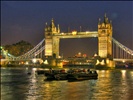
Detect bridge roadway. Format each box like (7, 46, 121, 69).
(2, 58, 133, 62)
(114, 58, 133, 62)
(53, 31, 98, 38)
(1, 58, 43, 61)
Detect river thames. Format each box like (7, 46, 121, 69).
(1, 67, 133, 100)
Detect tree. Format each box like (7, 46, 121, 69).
(4, 40, 34, 56)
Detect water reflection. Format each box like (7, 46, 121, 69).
(121, 70, 126, 78)
(1, 67, 133, 100)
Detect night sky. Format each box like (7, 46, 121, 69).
(1, 1, 133, 58)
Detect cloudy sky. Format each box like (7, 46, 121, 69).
(1, 1, 133, 57)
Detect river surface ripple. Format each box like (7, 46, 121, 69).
(1, 67, 133, 100)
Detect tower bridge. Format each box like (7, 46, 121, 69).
(44, 14, 115, 67)
(1, 14, 133, 67)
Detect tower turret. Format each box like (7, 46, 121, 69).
(57, 24, 60, 33)
(44, 19, 60, 57)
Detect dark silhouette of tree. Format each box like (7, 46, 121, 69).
(4, 40, 33, 56)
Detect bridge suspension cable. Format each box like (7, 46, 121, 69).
(8, 39, 45, 60)
(112, 37, 133, 59)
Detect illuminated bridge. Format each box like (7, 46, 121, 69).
(1, 14, 133, 67)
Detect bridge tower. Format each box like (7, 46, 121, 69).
(98, 14, 112, 58)
(44, 19, 60, 58)
(98, 14, 115, 67)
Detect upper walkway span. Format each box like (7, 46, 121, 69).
(53, 31, 98, 38)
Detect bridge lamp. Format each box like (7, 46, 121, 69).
(122, 60, 125, 63)
(32, 58, 37, 64)
(25, 61, 29, 65)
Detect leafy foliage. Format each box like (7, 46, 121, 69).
(4, 40, 34, 56)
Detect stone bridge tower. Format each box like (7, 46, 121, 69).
(98, 14, 112, 59)
(98, 14, 115, 67)
(44, 19, 60, 58)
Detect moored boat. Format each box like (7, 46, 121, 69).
(67, 70, 98, 81)
(36, 69, 50, 75)
(44, 68, 98, 81)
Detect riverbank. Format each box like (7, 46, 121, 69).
(1, 64, 133, 70)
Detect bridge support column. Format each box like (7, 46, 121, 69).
(97, 14, 114, 67)
(98, 14, 112, 58)
(0, 59, 9, 67)
(106, 58, 115, 67)
(53, 37, 60, 58)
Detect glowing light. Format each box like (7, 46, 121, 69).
(39, 59, 43, 64)
(58, 56, 61, 58)
(96, 60, 100, 65)
(121, 70, 126, 78)
(25, 61, 29, 65)
(0, 46, 3, 49)
(106, 59, 109, 64)
(101, 70, 105, 73)
(72, 31, 77, 35)
(86, 31, 89, 33)
(32, 58, 37, 63)
(94, 53, 98, 57)
(44, 60, 48, 64)
(101, 60, 105, 65)
(130, 71, 133, 79)
(122, 60, 125, 63)
(32, 68, 37, 71)
(8, 53, 11, 56)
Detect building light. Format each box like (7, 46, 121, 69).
(72, 31, 77, 35)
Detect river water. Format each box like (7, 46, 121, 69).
(1, 67, 133, 100)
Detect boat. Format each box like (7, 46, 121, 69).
(44, 69, 68, 80)
(44, 69, 98, 81)
(67, 70, 98, 81)
(35, 69, 50, 75)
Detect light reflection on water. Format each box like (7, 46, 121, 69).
(1, 67, 133, 100)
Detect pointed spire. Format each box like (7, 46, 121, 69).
(104, 13, 106, 18)
(110, 20, 112, 27)
(51, 18, 55, 27)
(98, 18, 101, 24)
(51, 18, 54, 22)
(110, 20, 112, 24)
(45, 22, 47, 27)
(57, 24, 60, 33)
(80, 26, 82, 32)
(45, 22, 48, 31)
(104, 13, 108, 24)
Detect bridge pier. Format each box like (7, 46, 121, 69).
(45, 57, 63, 67)
(0, 59, 9, 67)
(106, 58, 115, 67)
